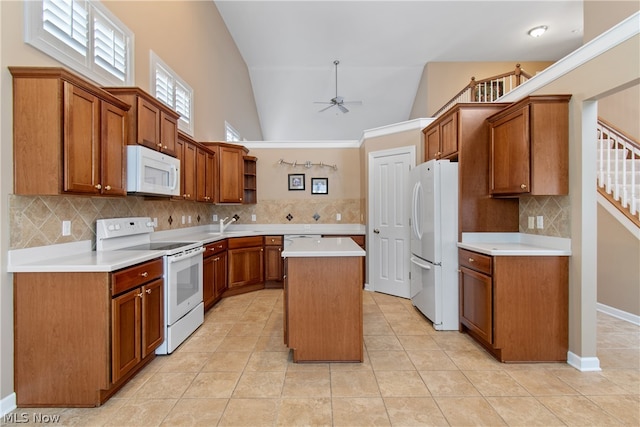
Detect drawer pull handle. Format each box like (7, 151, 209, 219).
(520, 184, 527, 189)
(468, 258, 475, 263)
(140, 271, 149, 278)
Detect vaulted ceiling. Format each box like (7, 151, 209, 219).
(214, 1, 584, 141)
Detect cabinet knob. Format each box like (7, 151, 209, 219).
(140, 271, 148, 277)
(278, 248, 281, 252)
(213, 257, 220, 262)
(137, 292, 144, 298)
(520, 184, 527, 189)
(468, 258, 475, 263)
(157, 143, 163, 147)
(95, 184, 102, 190)
(104, 185, 111, 191)
(146, 289, 152, 294)
(164, 145, 168, 149)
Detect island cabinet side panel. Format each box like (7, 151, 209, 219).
(286, 256, 363, 362)
(492, 256, 569, 362)
(14, 272, 111, 407)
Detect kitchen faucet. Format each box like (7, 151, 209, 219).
(220, 214, 239, 233)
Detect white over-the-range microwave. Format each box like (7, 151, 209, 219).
(127, 145, 181, 197)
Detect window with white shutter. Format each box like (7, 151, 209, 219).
(150, 51, 194, 136)
(225, 122, 242, 142)
(25, 0, 133, 86)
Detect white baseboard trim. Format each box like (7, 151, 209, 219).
(567, 352, 602, 372)
(597, 303, 640, 326)
(1, 393, 16, 417)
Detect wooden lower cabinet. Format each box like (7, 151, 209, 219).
(203, 240, 228, 310)
(459, 249, 568, 362)
(13, 258, 164, 407)
(226, 236, 264, 296)
(264, 235, 284, 286)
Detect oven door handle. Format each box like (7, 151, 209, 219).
(168, 246, 204, 263)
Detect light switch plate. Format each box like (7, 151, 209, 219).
(528, 216, 535, 229)
(62, 220, 71, 236)
(536, 216, 544, 229)
(251, 214, 257, 222)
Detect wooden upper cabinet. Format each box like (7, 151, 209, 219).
(423, 109, 458, 161)
(10, 67, 130, 196)
(103, 87, 179, 158)
(202, 142, 250, 204)
(182, 138, 197, 201)
(488, 95, 571, 197)
(196, 146, 216, 203)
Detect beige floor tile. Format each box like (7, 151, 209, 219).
(365, 334, 404, 351)
(390, 319, 433, 336)
(431, 332, 482, 352)
(599, 368, 640, 394)
(485, 396, 565, 426)
(383, 396, 448, 426)
(331, 397, 391, 426)
(419, 370, 480, 397)
(182, 371, 241, 398)
(200, 351, 251, 372)
(282, 370, 331, 397)
(549, 368, 629, 395)
(538, 395, 625, 426)
(435, 396, 507, 426)
(58, 398, 127, 426)
(158, 352, 211, 373)
(507, 369, 580, 396)
(254, 334, 288, 352)
(218, 398, 279, 427)
(160, 398, 228, 426)
(406, 349, 458, 371)
(215, 334, 260, 352)
(193, 320, 234, 337)
(244, 350, 289, 371)
(598, 348, 640, 369)
(177, 335, 224, 353)
(276, 398, 332, 426)
(368, 350, 416, 371)
(587, 394, 640, 425)
(226, 321, 265, 336)
(104, 398, 177, 426)
(134, 372, 196, 399)
(397, 334, 441, 351)
(364, 319, 396, 336)
(331, 370, 381, 397)
(232, 371, 285, 398)
(375, 370, 431, 397)
(463, 370, 530, 396)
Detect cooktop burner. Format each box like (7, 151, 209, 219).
(121, 242, 199, 251)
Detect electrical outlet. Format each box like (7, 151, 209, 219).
(181, 215, 186, 224)
(153, 217, 158, 227)
(536, 216, 544, 229)
(528, 216, 535, 229)
(213, 214, 218, 222)
(336, 213, 342, 221)
(188, 215, 192, 224)
(62, 220, 71, 236)
(251, 214, 257, 222)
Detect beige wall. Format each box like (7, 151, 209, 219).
(584, 0, 640, 43)
(410, 61, 554, 118)
(597, 205, 640, 315)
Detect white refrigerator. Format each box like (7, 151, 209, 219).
(409, 159, 459, 330)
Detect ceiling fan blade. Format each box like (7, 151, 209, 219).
(337, 104, 349, 113)
(342, 100, 362, 105)
(313, 101, 333, 104)
(319, 104, 336, 112)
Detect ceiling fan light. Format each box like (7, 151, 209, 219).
(528, 25, 548, 38)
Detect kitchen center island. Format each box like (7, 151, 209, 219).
(282, 237, 366, 362)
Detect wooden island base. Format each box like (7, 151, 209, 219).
(284, 256, 363, 363)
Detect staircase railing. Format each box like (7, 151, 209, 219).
(433, 64, 532, 118)
(597, 118, 640, 227)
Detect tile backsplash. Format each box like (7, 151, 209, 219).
(9, 195, 364, 249)
(519, 195, 570, 238)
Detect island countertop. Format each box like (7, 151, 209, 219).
(281, 236, 366, 258)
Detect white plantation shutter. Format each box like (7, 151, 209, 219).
(225, 122, 241, 142)
(150, 52, 194, 135)
(25, 0, 133, 86)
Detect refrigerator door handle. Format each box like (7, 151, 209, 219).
(410, 256, 432, 270)
(411, 182, 423, 239)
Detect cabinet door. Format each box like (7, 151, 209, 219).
(228, 246, 264, 288)
(264, 245, 283, 281)
(218, 146, 244, 203)
(160, 111, 177, 156)
(439, 112, 458, 158)
(63, 82, 101, 194)
(424, 126, 440, 161)
(459, 266, 493, 345)
(101, 102, 127, 196)
(136, 97, 160, 150)
(196, 148, 215, 202)
(111, 288, 141, 383)
(141, 279, 164, 357)
(182, 141, 197, 200)
(206, 150, 217, 203)
(213, 251, 228, 299)
(203, 255, 215, 309)
(490, 106, 530, 195)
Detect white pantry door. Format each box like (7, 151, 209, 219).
(368, 147, 414, 298)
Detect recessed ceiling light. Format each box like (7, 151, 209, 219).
(528, 25, 548, 38)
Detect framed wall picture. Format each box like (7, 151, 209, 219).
(288, 174, 305, 190)
(311, 178, 328, 194)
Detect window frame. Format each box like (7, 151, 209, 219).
(150, 51, 194, 137)
(225, 121, 242, 142)
(24, 0, 134, 86)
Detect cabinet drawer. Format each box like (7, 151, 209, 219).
(264, 235, 283, 246)
(228, 236, 263, 249)
(204, 239, 228, 257)
(112, 258, 163, 296)
(459, 249, 492, 275)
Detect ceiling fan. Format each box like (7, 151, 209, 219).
(314, 60, 362, 113)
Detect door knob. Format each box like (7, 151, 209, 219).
(373, 229, 380, 234)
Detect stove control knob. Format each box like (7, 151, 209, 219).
(115, 224, 121, 230)
(107, 225, 115, 231)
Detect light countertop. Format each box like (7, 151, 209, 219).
(281, 236, 366, 258)
(457, 233, 571, 256)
